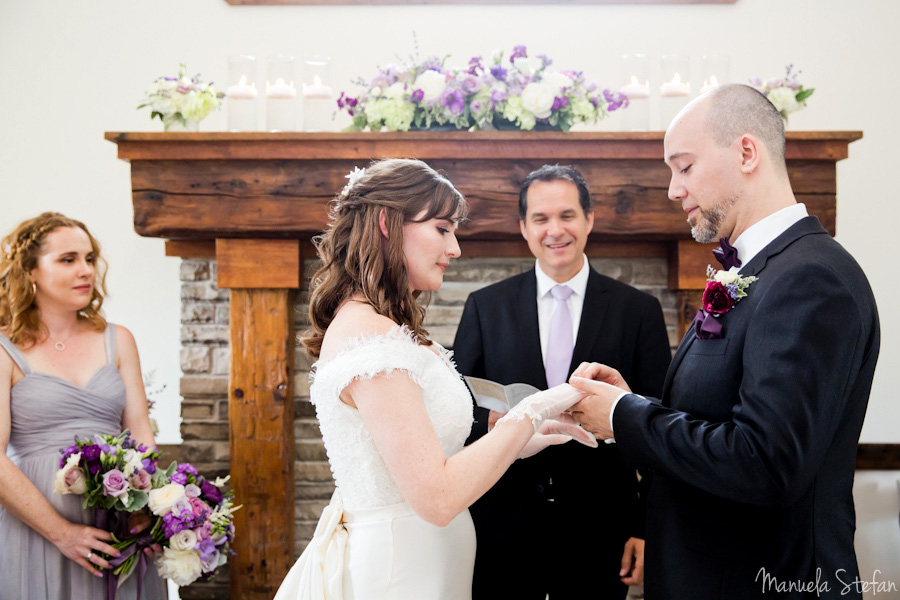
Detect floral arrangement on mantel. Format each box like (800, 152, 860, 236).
(750, 65, 814, 121)
(337, 45, 628, 132)
(138, 64, 224, 132)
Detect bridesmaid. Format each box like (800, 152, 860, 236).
(0, 212, 166, 599)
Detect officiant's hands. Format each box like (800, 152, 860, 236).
(567, 363, 633, 440)
(517, 415, 599, 459)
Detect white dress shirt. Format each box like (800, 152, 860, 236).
(535, 255, 590, 369)
(607, 203, 810, 437)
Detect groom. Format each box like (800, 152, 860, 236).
(569, 84, 880, 600)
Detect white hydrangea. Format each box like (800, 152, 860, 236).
(767, 87, 800, 116)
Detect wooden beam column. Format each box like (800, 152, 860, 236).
(668, 240, 718, 339)
(217, 239, 301, 600)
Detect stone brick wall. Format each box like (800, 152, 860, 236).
(174, 256, 677, 598)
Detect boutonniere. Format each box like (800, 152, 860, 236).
(693, 266, 758, 340)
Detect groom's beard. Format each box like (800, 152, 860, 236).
(690, 194, 737, 243)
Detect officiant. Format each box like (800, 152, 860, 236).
(453, 165, 672, 599)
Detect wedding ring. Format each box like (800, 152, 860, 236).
(86, 551, 93, 561)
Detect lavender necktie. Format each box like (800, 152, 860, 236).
(545, 285, 575, 387)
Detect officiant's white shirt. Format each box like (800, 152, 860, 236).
(535, 254, 590, 369)
(608, 203, 810, 436)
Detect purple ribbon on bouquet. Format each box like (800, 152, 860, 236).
(95, 508, 153, 600)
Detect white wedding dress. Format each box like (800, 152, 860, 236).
(275, 326, 477, 600)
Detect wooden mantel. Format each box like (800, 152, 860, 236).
(106, 130, 860, 599)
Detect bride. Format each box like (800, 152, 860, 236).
(275, 159, 596, 600)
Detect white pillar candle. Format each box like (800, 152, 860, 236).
(701, 75, 721, 94)
(302, 74, 333, 99)
(267, 78, 297, 99)
(660, 73, 691, 97)
(620, 76, 650, 99)
(226, 75, 258, 100)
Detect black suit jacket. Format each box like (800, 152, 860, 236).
(453, 265, 671, 597)
(614, 217, 880, 600)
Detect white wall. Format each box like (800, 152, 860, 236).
(1, 0, 897, 592)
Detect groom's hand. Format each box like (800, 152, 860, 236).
(571, 362, 632, 393)
(566, 376, 625, 440)
(619, 537, 645, 585)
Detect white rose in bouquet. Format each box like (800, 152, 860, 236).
(714, 271, 740, 285)
(156, 547, 203, 587)
(53, 453, 87, 495)
(412, 70, 447, 103)
(148, 483, 187, 516)
(514, 56, 543, 76)
(170, 529, 199, 552)
(521, 82, 555, 119)
(541, 71, 573, 93)
(767, 87, 800, 116)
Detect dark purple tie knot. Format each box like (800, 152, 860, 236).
(712, 238, 742, 270)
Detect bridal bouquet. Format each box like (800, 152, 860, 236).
(138, 63, 224, 131)
(56, 431, 239, 588)
(749, 65, 814, 120)
(338, 45, 628, 132)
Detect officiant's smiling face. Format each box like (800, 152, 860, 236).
(402, 215, 461, 292)
(519, 179, 594, 283)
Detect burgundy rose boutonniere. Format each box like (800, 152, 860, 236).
(693, 266, 758, 340)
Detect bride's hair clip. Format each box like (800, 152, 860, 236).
(340, 166, 366, 198)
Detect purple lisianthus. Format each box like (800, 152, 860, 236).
(185, 483, 202, 498)
(141, 457, 157, 475)
(103, 469, 129, 498)
(467, 56, 483, 75)
(490, 87, 507, 104)
(440, 87, 465, 115)
(194, 522, 213, 541)
(510, 45, 527, 63)
(489, 65, 508, 81)
(171, 472, 187, 485)
(200, 480, 223, 504)
(470, 100, 484, 113)
(410, 88, 425, 103)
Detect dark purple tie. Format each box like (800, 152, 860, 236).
(712, 238, 742, 270)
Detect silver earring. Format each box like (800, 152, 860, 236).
(32, 282, 36, 295)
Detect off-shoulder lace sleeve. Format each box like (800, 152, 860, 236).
(310, 326, 430, 405)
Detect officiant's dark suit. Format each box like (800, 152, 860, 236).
(453, 166, 671, 599)
(570, 85, 880, 600)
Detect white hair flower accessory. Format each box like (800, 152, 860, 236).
(341, 167, 366, 197)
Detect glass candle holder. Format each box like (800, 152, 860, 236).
(619, 54, 650, 131)
(266, 54, 297, 132)
(660, 54, 691, 128)
(226, 55, 257, 131)
(701, 54, 730, 94)
(302, 56, 334, 132)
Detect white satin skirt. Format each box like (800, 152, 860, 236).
(275, 493, 476, 600)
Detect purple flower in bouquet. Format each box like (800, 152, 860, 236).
(171, 472, 188, 485)
(467, 56, 483, 75)
(603, 89, 629, 112)
(189, 496, 211, 521)
(177, 463, 199, 476)
(551, 96, 569, 111)
(440, 87, 465, 115)
(82, 444, 101, 462)
(510, 45, 528, 63)
(585, 80, 599, 93)
(194, 522, 213, 541)
(410, 88, 425, 103)
(489, 65, 508, 81)
(185, 483, 202, 498)
(490, 87, 507, 104)
(141, 457, 157, 475)
(103, 469, 129, 498)
(59, 444, 79, 468)
(129, 469, 152, 492)
(537, 53, 553, 69)
(460, 74, 482, 94)
(419, 55, 444, 73)
(200, 480, 223, 503)
(470, 100, 484, 113)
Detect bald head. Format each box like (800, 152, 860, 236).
(697, 83, 787, 173)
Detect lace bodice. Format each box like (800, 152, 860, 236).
(310, 326, 474, 510)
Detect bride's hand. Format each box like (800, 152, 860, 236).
(51, 521, 119, 577)
(498, 383, 589, 432)
(517, 417, 599, 459)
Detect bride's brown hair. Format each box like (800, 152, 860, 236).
(0, 212, 108, 348)
(301, 159, 467, 359)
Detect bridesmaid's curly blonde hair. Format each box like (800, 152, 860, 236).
(0, 212, 108, 347)
(301, 159, 466, 360)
